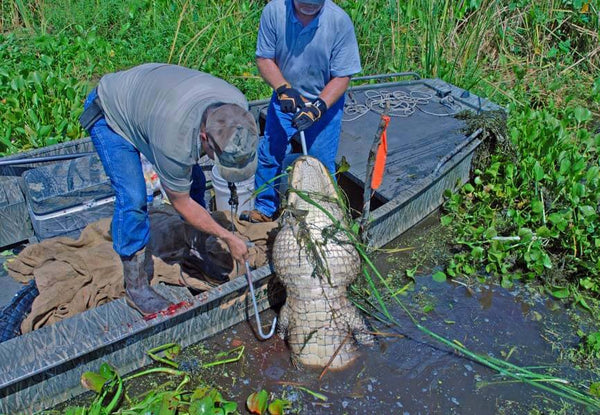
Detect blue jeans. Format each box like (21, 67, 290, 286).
(254, 93, 344, 217)
(84, 89, 206, 257)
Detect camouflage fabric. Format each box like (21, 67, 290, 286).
(0, 176, 32, 248)
(22, 155, 113, 215)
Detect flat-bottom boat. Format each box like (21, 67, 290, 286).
(0, 74, 501, 413)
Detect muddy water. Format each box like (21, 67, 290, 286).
(193, 282, 592, 414)
(183, 214, 598, 414)
(54, 213, 598, 414)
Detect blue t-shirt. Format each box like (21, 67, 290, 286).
(256, 0, 361, 100)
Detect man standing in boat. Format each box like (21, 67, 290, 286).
(241, 0, 361, 223)
(80, 63, 258, 316)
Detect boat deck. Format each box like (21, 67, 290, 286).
(0, 75, 501, 413)
(338, 77, 499, 247)
(341, 79, 486, 201)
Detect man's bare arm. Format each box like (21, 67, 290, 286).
(256, 57, 287, 91)
(319, 76, 351, 108)
(163, 186, 248, 263)
(257, 57, 350, 108)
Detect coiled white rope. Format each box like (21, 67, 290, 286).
(343, 89, 462, 122)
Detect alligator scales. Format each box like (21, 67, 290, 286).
(272, 156, 374, 369)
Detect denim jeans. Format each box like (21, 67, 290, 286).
(83, 89, 206, 257)
(253, 93, 344, 217)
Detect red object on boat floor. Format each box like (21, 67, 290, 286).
(143, 301, 192, 321)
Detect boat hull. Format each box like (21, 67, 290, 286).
(0, 264, 280, 414)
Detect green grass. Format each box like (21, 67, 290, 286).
(1, 0, 598, 153)
(2, 0, 598, 153)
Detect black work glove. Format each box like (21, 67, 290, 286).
(292, 98, 328, 131)
(276, 83, 305, 113)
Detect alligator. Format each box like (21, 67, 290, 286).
(272, 156, 374, 369)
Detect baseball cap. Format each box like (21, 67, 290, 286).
(206, 104, 258, 183)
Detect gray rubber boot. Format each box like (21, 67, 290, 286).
(122, 248, 172, 316)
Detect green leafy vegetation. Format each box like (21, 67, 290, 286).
(41, 343, 295, 414)
(285, 181, 600, 411)
(442, 102, 600, 299)
(246, 390, 291, 415)
(578, 330, 600, 359)
(3, 0, 600, 411)
(0, 0, 267, 155)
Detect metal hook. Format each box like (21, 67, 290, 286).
(244, 260, 277, 339)
(228, 181, 239, 232)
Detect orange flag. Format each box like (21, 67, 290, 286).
(371, 115, 390, 190)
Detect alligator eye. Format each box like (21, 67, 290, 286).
(288, 208, 309, 219)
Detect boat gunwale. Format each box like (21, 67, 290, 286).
(0, 262, 276, 391)
(369, 131, 483, 222)
(365, 135, 483, 247)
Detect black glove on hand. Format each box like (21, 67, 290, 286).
(276, 83, 304, 113)
(292, 98, 328, 131)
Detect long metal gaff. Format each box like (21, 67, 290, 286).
(244, 260, 277, 339)
(241, 110, 305, 340)
(229, 209, 275, 339)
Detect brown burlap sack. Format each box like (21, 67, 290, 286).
(7, 207, 279, 333)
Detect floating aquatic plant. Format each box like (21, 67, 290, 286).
(46, 343, 248, 414)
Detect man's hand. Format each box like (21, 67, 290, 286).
(276, 83, 305, 113)
(221, 233, 249, 264)
(292, 98, 328, 131)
